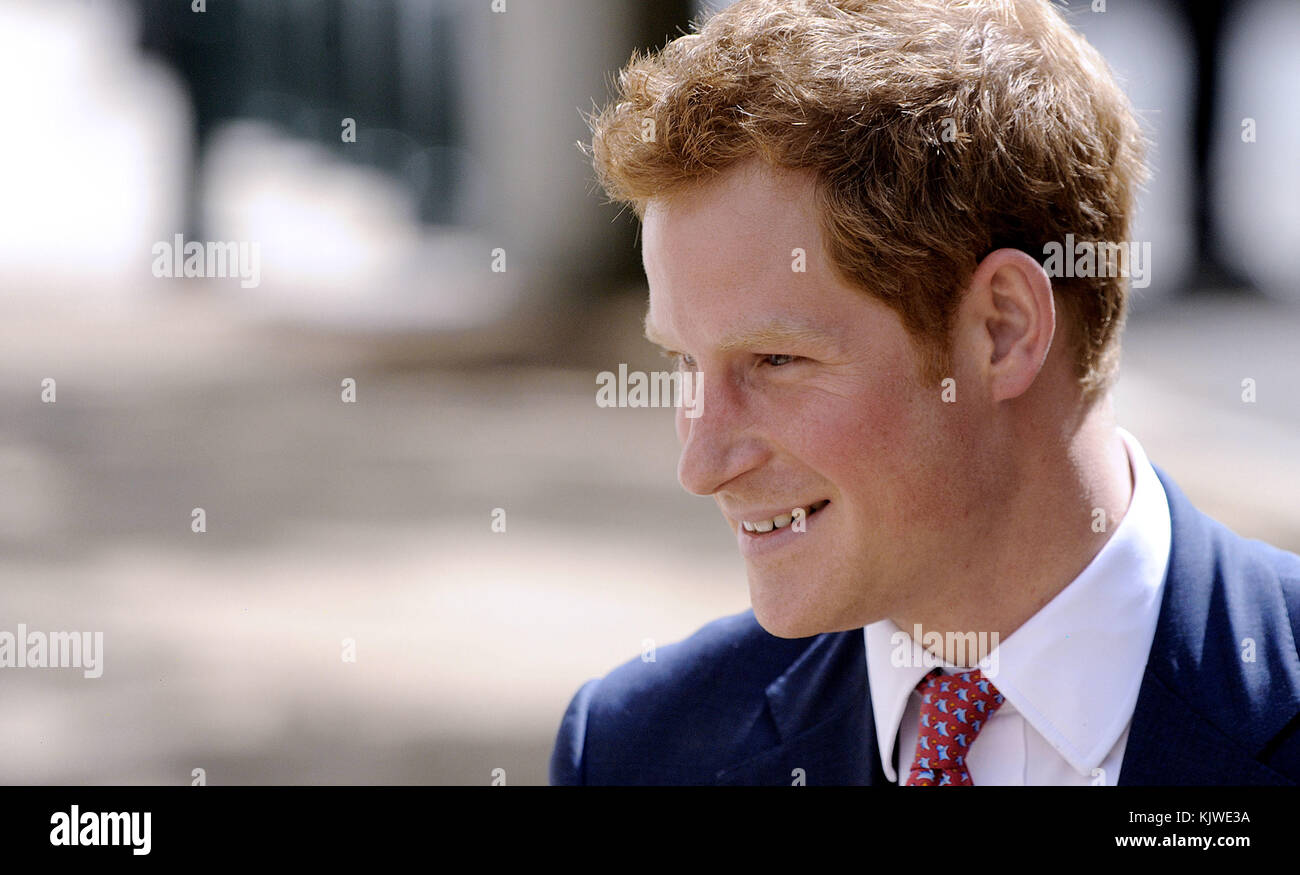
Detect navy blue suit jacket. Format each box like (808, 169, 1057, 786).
(550, 467, 1300, 785)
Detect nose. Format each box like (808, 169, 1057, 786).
(675, 374, 766, 496)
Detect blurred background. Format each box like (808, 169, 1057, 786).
(0, 0, 1296, 785)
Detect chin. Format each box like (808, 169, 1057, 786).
(748, 578, 843, 639)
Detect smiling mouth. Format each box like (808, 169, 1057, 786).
(740, 500, 830, 534)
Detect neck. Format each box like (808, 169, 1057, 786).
(893, 394, 1135, 665)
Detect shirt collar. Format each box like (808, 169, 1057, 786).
(864, 427, 1172, 781)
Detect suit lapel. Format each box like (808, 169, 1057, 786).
(1119, 467, 1300, 785)
(715, 628, 890, 785)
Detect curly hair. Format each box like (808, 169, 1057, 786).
(586, 0, 1148, 400)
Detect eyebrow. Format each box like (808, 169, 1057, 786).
(642, 313, 672, 349)
(643, 315, 835, 353)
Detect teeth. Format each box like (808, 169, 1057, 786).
(743, 500, 829, 534)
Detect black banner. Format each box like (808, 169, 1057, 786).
(0, 786, 1284, 860)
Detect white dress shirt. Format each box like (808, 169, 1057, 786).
(863, 427, 1172, 785)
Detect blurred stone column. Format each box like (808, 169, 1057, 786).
(455, 0, 692, 311)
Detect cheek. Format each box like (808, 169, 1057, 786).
(781, 379, 927, 487)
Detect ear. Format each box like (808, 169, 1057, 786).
(957, 248, 1055, 402)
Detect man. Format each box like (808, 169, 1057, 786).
(551, 0, 1300, 785)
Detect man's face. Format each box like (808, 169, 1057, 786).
(642, 159, 974, 638)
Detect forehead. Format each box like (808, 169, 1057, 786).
(643, 159, 819, 270)
(642, 160, 833, 341)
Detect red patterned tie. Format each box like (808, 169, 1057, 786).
(905, 668, 1004, 786)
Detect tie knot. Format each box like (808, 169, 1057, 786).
(906, 668, 1005, 786)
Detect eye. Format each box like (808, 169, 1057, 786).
(761, 354, 797, 367)
(661, 349, 697, 369)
